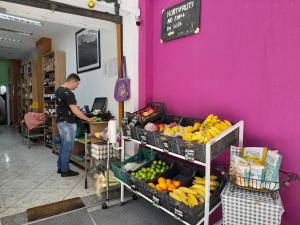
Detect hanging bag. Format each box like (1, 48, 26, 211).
(114, 56, 130, 102)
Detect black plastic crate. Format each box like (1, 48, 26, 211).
(122, 102, 166, 140)
(141, 160, 197, 209)
(129, 153, 174, 194)
(166, 169, 227, 225)
(138, 114, 181, 147)
(177, 127, 239, 163)
(111, 148, 156, 185)
(162, 116, 200, 154)
(152, 114, 183, 151)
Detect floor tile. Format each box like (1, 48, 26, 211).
(12, 188, 71, 209)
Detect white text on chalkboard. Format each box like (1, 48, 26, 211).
(166, 1, 194, 18)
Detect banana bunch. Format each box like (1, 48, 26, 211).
(169, 187, 201, 208)
(190, 176, 219, 194)
(169, 175, 220, 208)
(180, 114, 232, 144)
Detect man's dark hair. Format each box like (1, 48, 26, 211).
(66, 73, 80, 82)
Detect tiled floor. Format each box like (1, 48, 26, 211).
(0, 125, 96, 218)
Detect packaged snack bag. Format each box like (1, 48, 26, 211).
(249, 162, 265, 189)
(241, 147, 268, 165)
(264, 150, 282, 190)
(234, 163, 250, 187)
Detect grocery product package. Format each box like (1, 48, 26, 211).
(264, 150, 282, 190)
(241, 147, 268, 165)
(230, 155, 250, 187)
(249, 162, 265, 188)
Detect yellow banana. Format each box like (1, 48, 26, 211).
(191, 184, 205, 191)
(178, 187, 198, 195)
(169, 192, 183, 202)
(187, 193, 198, 207)
(215, 122, 228, 131)
(173, 189, 187, 200)
(207, 128, 218, 138)
(224, 120, 232, 127)
(190, 187, 205, 198)
(210, 126, 223, 135)
(202, 175, 218, 180)
(195, 194, 205, 204)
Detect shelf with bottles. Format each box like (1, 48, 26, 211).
(44, 57, 55, 73)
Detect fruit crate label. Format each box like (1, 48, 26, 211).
(174, 208, 183, 218)
(185, 149, 195, 161)
(152, 196, 160, 206)
(130, 118, 138, 126)
(163, 142, 169, 151)
(140, 135, 147, 144)
(130, 184, 137, 191)
(126, 129, 131, 138)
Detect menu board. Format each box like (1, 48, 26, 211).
(161, 0, 201, 42)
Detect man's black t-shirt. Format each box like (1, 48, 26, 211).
(55, 87, 77, 123)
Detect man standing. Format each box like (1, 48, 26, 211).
(55, 73, 95, 177)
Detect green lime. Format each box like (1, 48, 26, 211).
(142, 168, 147, 172)
(150, 175, 155, 180)
(160, 169, 164, 173)
(158, 160, 162, 165)
(156, 168, 160, 173)
(162, 162, 166, 166)
(131, 172, 136, 176)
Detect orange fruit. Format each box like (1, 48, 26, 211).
(168, 184, 176, 191)
(148, 182, 155, 188)
(156, 184, 162, 192)
(158, 177, 166, 184)
(159, 183, 168, 191)
(172, 180, 181, 188)
(166, 179, 172, 186)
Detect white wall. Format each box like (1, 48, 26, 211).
(52, 26, 118, 119)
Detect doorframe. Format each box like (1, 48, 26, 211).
(3, 0, 125, 124)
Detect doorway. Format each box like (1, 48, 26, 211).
(0, 0, 125, 220)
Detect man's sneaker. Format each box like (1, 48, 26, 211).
(57, 169, 61, 174)
(61, 170, 79, 177)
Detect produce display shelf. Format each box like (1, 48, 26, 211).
(124, 121, 244, 167)
(115, 177, 221, 225)
(119, 121, 244, 225)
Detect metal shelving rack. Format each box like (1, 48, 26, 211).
(117, 120, 244, 225)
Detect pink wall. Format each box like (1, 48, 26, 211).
(139, 0, 300, 224)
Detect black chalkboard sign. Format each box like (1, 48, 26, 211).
(161, 0, 201, 43)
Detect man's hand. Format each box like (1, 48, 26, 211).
(88, 117, 97, 122)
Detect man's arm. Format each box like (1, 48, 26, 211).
(69, 105, 94, 122)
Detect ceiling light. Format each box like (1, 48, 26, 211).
(0, 27, 32, 36)
(0, 13, 42, 26)
(0, 36, 23, 43)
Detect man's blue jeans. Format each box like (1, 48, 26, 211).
(57, 122, 77, 172)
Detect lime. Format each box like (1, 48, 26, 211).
(160, 169, 164, 173)
(153, 160, 157, 164)
(156, 168, 160, 173)
(162, 162, 166, 166)
(158, 160, 162, 165)
(142, 168, 147, 172)
(131, 172, 136, 176)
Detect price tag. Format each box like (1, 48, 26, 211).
(126, 130, 131, 138)
(174, 208, 183, 218)
(130, 117, 138, 127)
(131, 184, 136, 191)
(152, 196, 160, 207)
(185, 149, 195, 161)
(162, 140, 169, 152)
(140, 135, 147, 144)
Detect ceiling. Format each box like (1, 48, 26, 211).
(0, 14, 75, 60)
